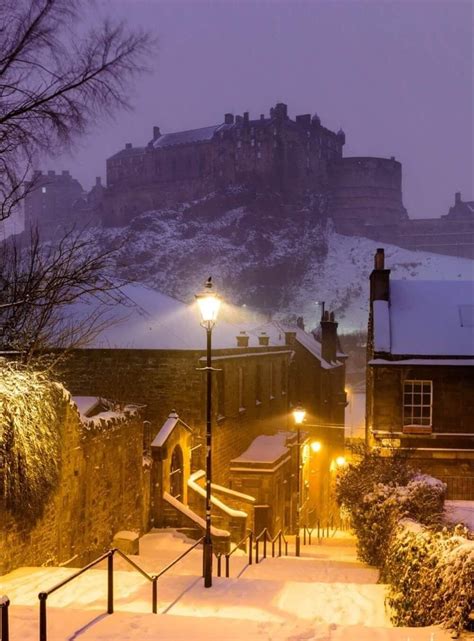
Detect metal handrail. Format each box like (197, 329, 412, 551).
(270, 529, 288, 557)
(1, 595, 10, 641)
(224, 530, 253, 577)
(38, 536, 206, 641)
(302, 525, 314, 545)
(255, 528, 272, 564)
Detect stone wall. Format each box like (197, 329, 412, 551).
(0, 391, 149, 574)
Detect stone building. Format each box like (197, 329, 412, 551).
(366, 248, 474, 499)
(23, 170, 105, 237)
(61, 283, 346, 537)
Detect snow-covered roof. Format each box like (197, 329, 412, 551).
(151, 411, 192, 449)
(153, 125, 221, 148)
(231, 432, 293, 465)
(373, 280, 474, 357)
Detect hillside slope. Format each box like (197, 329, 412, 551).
(94, 193, 473, 332)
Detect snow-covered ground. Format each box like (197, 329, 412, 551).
(445, 500, 474, 532)
(1, 529, 466, 640)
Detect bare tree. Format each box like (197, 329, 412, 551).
(0, 228, 130, 365)
(0, 0, 154, 219)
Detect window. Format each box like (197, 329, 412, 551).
(403, 380, 432, 432)
(238, 367, 245, 411)
(41, 187, 47, 194)
(217, 369, 225, 418)
(269, 362, 276, 399)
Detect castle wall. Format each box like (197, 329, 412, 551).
(329, 157, 408, 230)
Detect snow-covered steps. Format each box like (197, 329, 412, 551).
(0, 531, 464, 641)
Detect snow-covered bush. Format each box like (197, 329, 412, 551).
(0, 362, 63, 519)
(385, 520, 474, 633)
(335, 450, 446, 566)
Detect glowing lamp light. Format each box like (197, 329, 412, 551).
(336, 456, 347, 467)
(195, 277, 221, 326)
(310, 440, 322, 453)
(292, 405, 306, 425)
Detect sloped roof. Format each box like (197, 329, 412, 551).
(152, 125, 222, 148)
(373, 280, 474, 357)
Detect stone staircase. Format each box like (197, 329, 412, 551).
(0, 532, 459, 641)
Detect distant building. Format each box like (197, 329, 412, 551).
(366, 248, 474, 499)
(24, 170, 105, 238)
(102, 102, 405, 229)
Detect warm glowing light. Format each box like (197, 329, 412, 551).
(310, 440, 322, 453)
(195, 277, 221, 326)
(292, 405, 306, 425)
(336, 456, 347, 466)
(302, 444, 310, 463)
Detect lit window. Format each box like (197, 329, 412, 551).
(403, 380, 432, 432)
(41, 187, 46, 193)
(251, 139, 255, 146)
(257, 152, 262, 159)
(237, 141, 242, 148)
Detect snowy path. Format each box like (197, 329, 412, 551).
(0, 531, 465, 640)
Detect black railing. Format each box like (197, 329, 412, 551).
(38, 537, 205, 641)
(302, 526, 314, 545)
(270, 530, 288, 557)
(0, 595, 10, 641)
(255, 528, 272, 564)
(224, 530, 253, 577)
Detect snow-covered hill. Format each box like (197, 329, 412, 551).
(92, 194, 474, 333)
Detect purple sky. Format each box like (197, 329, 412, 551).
(55, 0, 473, 219)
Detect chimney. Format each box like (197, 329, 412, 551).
(224, 113, 234, 125)
(95, 176, 102, 186)
(33, 170, 42, 178)
(260, 114, 265, 121)
(236, 331, 249, 348)
(285, 331, 296, 346)
(320, 310, 338, 363)
(47, 170, 55, 177)
(258, 332, 269, 346)
(61, 170, 70, 177)
(370, 248, 390, 303)
(235, 115, 243, 124)
(274, 103, 288, 120)
(296, 316, 305, 331)
(125, 143, 132, 149)
(455, 191, 461, 205)
(153, 126, 161, 140)
(243, 111, 249, 123)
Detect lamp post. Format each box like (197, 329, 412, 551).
(292, 404, 306, 557)
(195, 277, 221, 588)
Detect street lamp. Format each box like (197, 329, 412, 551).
(195, 277, 221, 588)
(292, 404, 306, 557)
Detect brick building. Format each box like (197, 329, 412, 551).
(367, 248, 474, 499)
(61, 283, 346, 535)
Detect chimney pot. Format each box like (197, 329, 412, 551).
(236, 332, 249, 348)
(374, 248, 385, 270)
(258, 332, 269, 347)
